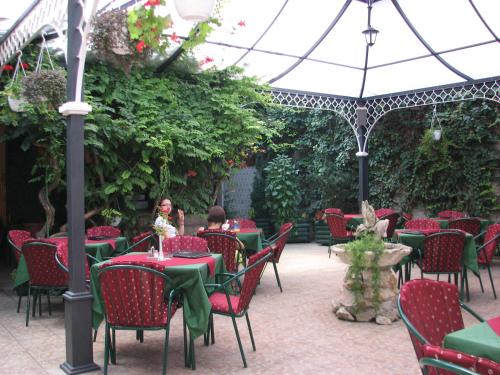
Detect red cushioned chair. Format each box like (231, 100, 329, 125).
(375, 208, 395, 218)
(131, 231, 155, 252)
(7, 230, 34, 312)
(239, 219, 257, 230)
(398, 279, 484, 375)
(464, 224, 500, 300)
(198, 229, 244, 273)
(476, 357, 500, 375)
(163, 235, 208, 253)
(324, 209, 354, 258)
(86, 225, 121, 238)
(419, 349, 480, 375)
(405, 218, 441, 230)
(22, 240, 69, 326)
(438, 210, 466, 220)
(448, 218, 481, 237)
(262, 222, 293, 292)
(416, 231, 466, 297)
(204, 248, 272, 368)
(379, 212, 400, 239)
(98, 264, 181, 375)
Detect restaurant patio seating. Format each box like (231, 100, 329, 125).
(198, 229, 244, 272)
(398, 279, 484, 375)
(438, 211, 466, 220)
(86, 225, 121, 238)
(262, 222, 293, 292)
(204, 248, 272, 368)
(324, 209, 354, 258)
(7, 230, 33, 312)
(97, 264, 181, 375)
(130, 230, 156, 252)
(416, 231, 466, 297)
(449, 218, 481, 237)
(163, 235, 208, 253)
(22, 240, 69, 326)
(405, 218, 441, 230)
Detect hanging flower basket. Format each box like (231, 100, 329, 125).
(21, 69, 67, 109)
(174, 0, 216, 21)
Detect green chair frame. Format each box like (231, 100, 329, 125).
(419, 357, 480, 375)
(97, 264, 181, 375)
(204, 250, 272, 368)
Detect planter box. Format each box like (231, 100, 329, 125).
(288, 219, 310, 243)
(254, 218, 274, 239)
(314, 220, 331, 245)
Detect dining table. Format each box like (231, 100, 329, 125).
(90, 252, 224, 338)
(13, 236, 128, 290)
(393, 229, 479, 275)
(443, 316, 500, 362)
(236, 228, 263, 255)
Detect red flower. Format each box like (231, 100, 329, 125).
(186, 170, 197, 177)
(200, 56, 214, 66)
(237, 20, 246, 27)
(227, 159, 234, 166)
(3, 64, 14, 71)
(170, 32, 180, 43)
(21, 63, 29, 69)
(144, 0, 160, 6)
(136, 40, 146, 53)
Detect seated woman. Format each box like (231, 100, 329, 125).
(198, 205, 227, 232)
(156, 197, 184, 237)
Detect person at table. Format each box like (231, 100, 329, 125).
(197, 205, 227, 232)
(156, 197, 184, 237)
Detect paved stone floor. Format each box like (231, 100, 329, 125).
(1, 243, 499, 374)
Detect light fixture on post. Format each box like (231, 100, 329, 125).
(362, 0, 379, 47)
(174, 0, 216, 21)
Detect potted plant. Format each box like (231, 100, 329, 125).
(101, 208, 123, 227)
(4, 80, 27, 112)
(21, 69, 67, 109)
(331, 201, 411, 324)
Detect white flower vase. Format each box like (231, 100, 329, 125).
(158, 235, 164, 260)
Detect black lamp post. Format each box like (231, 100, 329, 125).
(362, 0, 379, 47)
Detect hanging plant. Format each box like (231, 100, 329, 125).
(22, 69, 67, 109)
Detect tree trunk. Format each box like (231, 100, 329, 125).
(36, 159, 60, 238)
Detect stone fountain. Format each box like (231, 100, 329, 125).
(331, 202, 411, 324)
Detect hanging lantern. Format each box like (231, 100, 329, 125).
(174, 0, 216, 21)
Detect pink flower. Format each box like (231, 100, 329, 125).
(237, 20, 246, 27)
(170, 32, 180, 43)
(136, 40, 146, 53)
(144, 0, 160, 7)
(21, 63, 30, 69)
(200, 56, 214, 66)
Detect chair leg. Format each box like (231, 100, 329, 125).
(230, 315, 247, 368)
(38, 293, 42, 316)
(111, 328, 116, 364)
(328, 245, 331, 258)
(464, 270, 470, 302)
(103, 323, 110, 375)
(26, 285, 31, 327)
(189, 332, 196, 370)
(245, 312, 256, 351)
(272, 260, 282, 293)
(477, 271, 484, 293)
(47, 293, 52, 316)
(17, 294, 22, 313)
(210, 313, 215, 345)
(162, 325, 171, 375)
(487, 265, 497, 299)
(93, 329, 98, 342)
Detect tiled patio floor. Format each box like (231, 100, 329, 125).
(1, 243, 499, 374)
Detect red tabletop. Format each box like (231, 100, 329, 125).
(487, 316, 500, 336)
(109, 253, 216, 276)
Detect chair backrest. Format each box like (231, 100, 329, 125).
(420, 346, 480, 375)
(379, 212, 400, 238)
(7, 229, 33, 263)
(375, 208, 395, 218)
(131, 231, 154, 252)
(438, 210, 466, 220)
(448, 218, 481, 236)
(98, 264, 175, 328)
(477, 224, 500, 265)
(198, 229, 241, 273)
(22, 240, 69, 287)
(271, 222, 293, 263)
(421, 231, 466, 273)
(405, 218, 441, 230)
(236, 247, 272, 312)
(86, 225, 121, 238)
(163, 235, 208, 253)
(239, 219, 257, 229)
(324, 212, 350, 239)
(398, 279, 465, 365)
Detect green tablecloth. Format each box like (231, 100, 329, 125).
(444, 321, 500, 362)
(90, 253, 224, 338)
(237, 230, 263, 254)
(433, 218, 491, 232)
(394, 232, 478, 274)
(13, 237, 128, 289)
